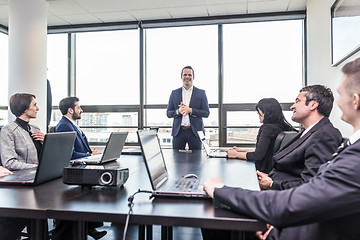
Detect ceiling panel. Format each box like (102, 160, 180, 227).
(288, 0, 307, 11)
(47, 14, 70, 26)
(74, 0, 127, 13)
(164, 0, 207, 8)
(0, 0, 307, 27)
(122, 0, 165, 11)
(205, 0, 247, 4)
(207, 3, 247, 16)
(0, 19, 6, 26)
(59, 13, 102, 25)
(94, 11, 137, 23)
(48, 1, 88, 15)
(168, 6, 209, 18)
(0, 5, 8, 19)
(130, 9, 171, 21)
(248, 0, 288, 13)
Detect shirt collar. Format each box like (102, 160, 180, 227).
(349, 129, 360, 145)
(64, 115, 78, 126)
(182, 86, 193, 92)
(300, 119, 321, 138)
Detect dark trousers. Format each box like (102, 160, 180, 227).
(52, 220, 103, 240)
(0, 216, 29, 240)
(201, 228, 258, 240)
(173, 128, 202, 150)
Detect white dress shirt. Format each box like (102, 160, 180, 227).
(181, 86, 193, 127)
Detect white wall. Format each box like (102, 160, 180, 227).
(306, 0, 360, 137)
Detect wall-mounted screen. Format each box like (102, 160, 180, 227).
(331, 0, 360, 66)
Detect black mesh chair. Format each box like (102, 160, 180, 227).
(273, 131, 299, 154)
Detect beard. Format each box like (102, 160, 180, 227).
(72, 111, 81, 120)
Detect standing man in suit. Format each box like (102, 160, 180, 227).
(167, 66, 210, 150)
(203, 58, 360, 240)
(55, 97, 101, 160)
(256, 85, 342, 191)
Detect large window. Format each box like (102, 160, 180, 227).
(47, 33, 68, 106)
(76, 30, 139, 105)
(0, 32, 8, 125)
(223, 20, 303, 103)
(222, 20, 303, 145)
(145, 25, 219, 146)
(145, 25, 218, 104)
(44, 17, 304, 146)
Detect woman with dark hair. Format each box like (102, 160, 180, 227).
(0, 93, 44, 170)
(227, 98, 296, 173)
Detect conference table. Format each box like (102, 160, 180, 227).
(0, 149, 266, 240)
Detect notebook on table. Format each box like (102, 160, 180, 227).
(70, 132, 128, 165)
(197, 131, 227, 158)
(0, 132, 76, 185)
(137, 129, 209, 198)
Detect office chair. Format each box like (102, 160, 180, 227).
(48, 126, 56, 133)
(273, 131, 299, 154)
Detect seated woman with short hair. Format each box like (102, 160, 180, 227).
(0, 93, 44, 170)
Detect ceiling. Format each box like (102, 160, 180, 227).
(0, 0, 307, 27)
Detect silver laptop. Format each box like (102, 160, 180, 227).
(197, 131, 227, 158)
(71, 132, 128, 165)
(137, 130, 209, 198)
(0, 132, 76, 185)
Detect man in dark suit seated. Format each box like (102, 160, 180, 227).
(167, 66, 210, 150)
(256, 85, 342, 191)
(203, 57, 360, 240)
(202, 85, 342, 240)
(53, 97, 105, 239)
(55, 96, 101, 159)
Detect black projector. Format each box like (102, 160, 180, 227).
(63, 165, 129, 187)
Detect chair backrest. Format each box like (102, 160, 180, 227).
(273, 131, 299, 154)
(48, 126, 56, 133)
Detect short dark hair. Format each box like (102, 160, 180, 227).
(9, 93, 36, 117)
(59, 97, 79, 115)
(342, 57, 360, 94)
(300, 85, 334, 117)
(181, 66, 195, 78)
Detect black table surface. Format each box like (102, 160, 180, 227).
(0, 149, 265, 231)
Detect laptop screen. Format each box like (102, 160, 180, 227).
(137, 130, 168, 190)
(197, 131, 211, 155)
(101, 132, 128, 161)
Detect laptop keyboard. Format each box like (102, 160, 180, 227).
(171, 178, 199, 192)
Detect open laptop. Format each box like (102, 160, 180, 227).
(137, 130, 209, 198)
(197, 131, 227, 158)
(0, 132, 76, 185)
(70, 132, 128, 165)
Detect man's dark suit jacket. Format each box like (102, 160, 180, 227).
(55, 116, 91, 159)
(166, 86, 209, 137)
(213, 137, 360, 240)
(269, 117, 342, 190)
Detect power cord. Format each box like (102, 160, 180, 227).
(123, 189, 153, 240)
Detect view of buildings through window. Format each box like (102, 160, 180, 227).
(1, 18, 304, 147)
